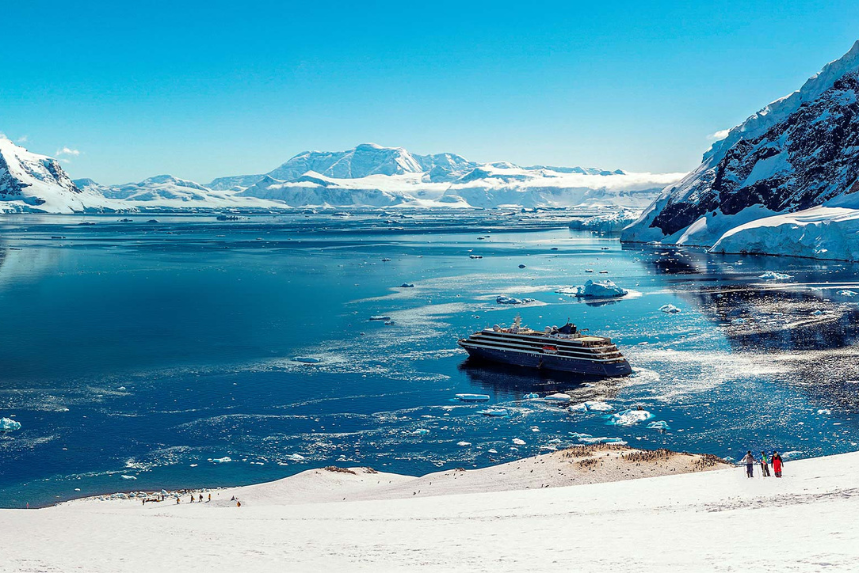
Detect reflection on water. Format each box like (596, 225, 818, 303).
(458, 359, 601, 395)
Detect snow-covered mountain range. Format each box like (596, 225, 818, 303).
(0, 138, 682, 213)
(622, 40, 859, 261)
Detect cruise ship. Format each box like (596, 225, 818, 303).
(458, 316, 632, 377)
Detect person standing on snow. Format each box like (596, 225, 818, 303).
(760, 451, 771, 477)
(772, 452, 784, 477)
(740, 451, 755, 478)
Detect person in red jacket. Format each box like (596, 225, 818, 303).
(772, 451, 784, 477)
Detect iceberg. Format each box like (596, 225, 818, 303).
(496, 295, 536, 305)
(609, 409, 654, 426)
(567, 279, 628, 299)
(0, 418, 21, 432)
(660, 304, 681, 314)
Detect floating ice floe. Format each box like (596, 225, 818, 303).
(457, 441, 472, 447)
(609, 409, 654, 426)
(410, 428, 431, 436)
(759, 271, 794, 281)
(569, 401, 613, 413)
(0, 418, 22, 432)
(121, 475, 137, 480)
(544, 393, 571, 404)
(512, 438, 526, 445)
(565, 279, 628, 299)
(647, 421, 670, 431)
(568, 432, 593, 439)
(292, 356, 322, 364)
(455, 393, 490, 402)
(838, 290, 857, 297)
(210, 456, 232, 464)
(660, 304, 681, 314)
(523, 392, 540, 400)
(399, 283, 415, 288)
(496, 295, 536, 305)
(478, 409, 510, 417)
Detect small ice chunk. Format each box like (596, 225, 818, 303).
(568, 432, 593, 439)
(811, 310, 824, 316)
(121, 475, 137, 480)
(369, 315, 392, 321)
(410, 428, 431, 436)
(487, 449, 498, 454)
(609, 409, 654, 426)
(817, 409, 832, 415)
(660, 304, 681, 314)
(512, 438, 526, 445)
(647, 420, 670, 431)
(211, 456, 232, 464)
(544, 393, 571, 403)
(539, 445, 558, 452)
(293, 356, 322, 364)
(285, 454, 306, 462)
(759, 271, 793, 280)
(578, 436, 627, 445)
(0, 418, 22, 432)
(569, 401, 613, 412)
(731, 318, 747, 325)
(838, 290, 857, 297)
(478, 409, 509, 417)
(523, 392, 540, 400)
(457, 441, 472, 447)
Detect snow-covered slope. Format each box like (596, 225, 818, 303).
(622, 40, 859, 257)
(0, 137, 109, 213)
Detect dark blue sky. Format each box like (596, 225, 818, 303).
(2, 0, 858, 183)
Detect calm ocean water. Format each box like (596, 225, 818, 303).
(1, 212, 858, 508)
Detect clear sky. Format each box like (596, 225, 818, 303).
(2, 0, 858, 184)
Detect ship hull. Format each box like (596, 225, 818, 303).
(459, 343, 632, 377)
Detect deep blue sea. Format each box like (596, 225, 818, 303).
(2, 211, 859, 508)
